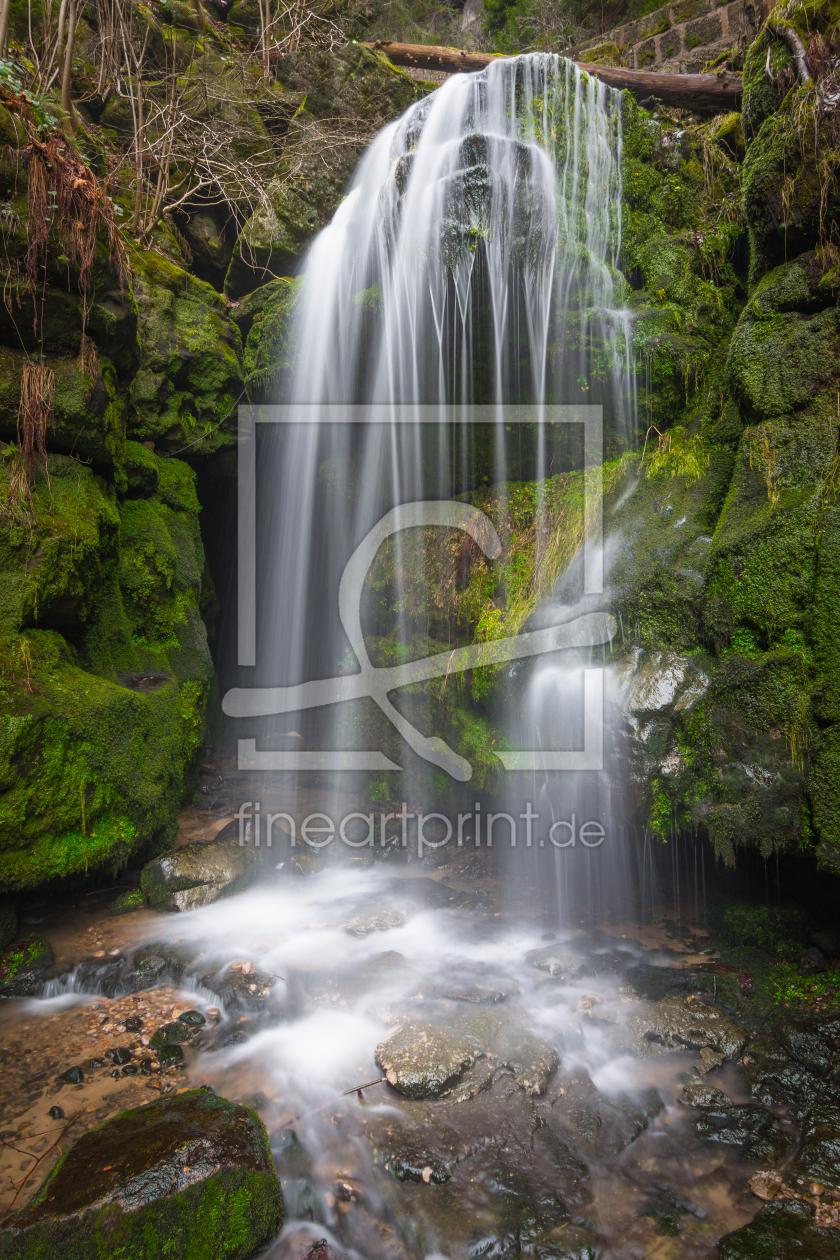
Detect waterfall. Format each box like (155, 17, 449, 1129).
(227, 53, 636, 920)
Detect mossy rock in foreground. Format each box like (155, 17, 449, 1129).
(0, 1088, 282, 1259)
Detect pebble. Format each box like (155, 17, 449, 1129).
(105, 1047, 133, 1066)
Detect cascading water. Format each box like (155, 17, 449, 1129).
(227, 53, 638, 923)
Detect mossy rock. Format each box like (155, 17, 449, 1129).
(742, 102, 840, 283)
(242, 278, 299, 400)
(705, 898, 812, 955)
(140, 831, 261, 911)
(0, 933, 53, 997)
(0, 349, 128, 483)
(727, 282, 840, 422)
(224, 44, 425, 299)
(0, 1088, 282, 1259)
(130, 250, 243, 455)
(109, 887, 145, 914)
(0, 454, 212, 890)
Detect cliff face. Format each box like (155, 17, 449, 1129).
(1, 0, 839, 891)
(609, 3, 840, 872)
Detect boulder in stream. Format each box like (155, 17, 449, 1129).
(0, 1087, 282, 1259)
(140, 831, 261, 911)
(375, 1020, 477, 1098)
(630, 996, 751, 1060)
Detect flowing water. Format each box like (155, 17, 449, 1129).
(1, 55, 772, 1257)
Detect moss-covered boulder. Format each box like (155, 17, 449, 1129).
(0, 453, 213, 891)
(130, 250, 244, 454)
(0, 1088, 282, 1259)
(240, 277, 299, 400)
(719, 1198, 840, 1259)
(0, 933, 53, 997)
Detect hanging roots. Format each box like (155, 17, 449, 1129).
(24, 134, 125, 345)
(18, 360, 55, 486)
(0, 443, 35, 525)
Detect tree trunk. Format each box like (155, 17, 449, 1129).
(362, 40, 743, 112)
(60, 0, 78, 134)
(0, 0, 13, 58)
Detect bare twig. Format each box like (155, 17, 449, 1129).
(0, 1111, 82, 1221)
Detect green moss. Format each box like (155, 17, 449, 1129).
(110, 887, 144, 914)
(705, 898, 812, 954)
(224, 45, 425, 299)
(129, 250, 244, 456)
(242, 278, 300, 401)
(0, 933, 50, 984)
(0, 454, 211, 890)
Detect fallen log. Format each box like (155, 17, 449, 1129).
(361, 40, 743, 112)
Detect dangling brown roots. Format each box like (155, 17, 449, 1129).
(24, 134, 125, 345)
(18, 360, 55, 485)
(0, 445, 34, 524)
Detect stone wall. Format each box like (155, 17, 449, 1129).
(566, 0, 762, 73)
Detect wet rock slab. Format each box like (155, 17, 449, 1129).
(719, 1197, 840, 1259)
(0, 1088, 282, 1259)
(375, 1020, 477, 1098)
(694, 1101, 794, 1164)
(629, 996, 750, 1060)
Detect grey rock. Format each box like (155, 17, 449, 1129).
(787, 1102, 840, 1189)
(375, 1020, 477, 1098)
(695, 1103, 794, 1164)
(799, 947, 830, 975)
(497, 1034, 559, 1096)
(630, 997, 750, 1060)
(526, 945, 585, 979)
(140, 833, 261, 912)
(680, 1081, 732, 1108)
(343, 906, 407, 935)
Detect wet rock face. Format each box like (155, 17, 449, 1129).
(375, 1021, 478, 1099)
(0, 1088, 282, 1259)
(719, 1197, 840, 1260)
(140, 832, 261, 911)
(630, 996, 751, 1061)
(694, 1102, 794, 1164)
(742, 1011, 840, 1118)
